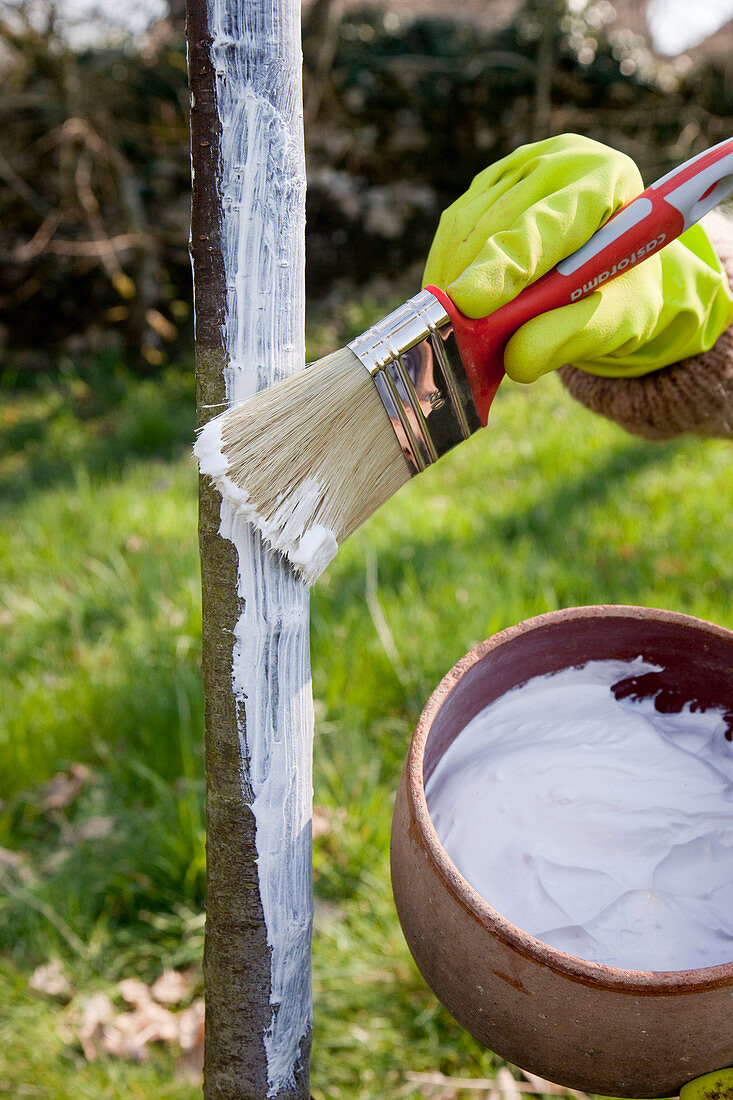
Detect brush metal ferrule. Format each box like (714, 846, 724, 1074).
(347, 289, 481, 475)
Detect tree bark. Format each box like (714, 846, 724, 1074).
(186, 2, 313, 1098)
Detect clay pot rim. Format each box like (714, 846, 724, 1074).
(406, 604, 733, 995)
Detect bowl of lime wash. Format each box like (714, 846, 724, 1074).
(390, 606, 733, 1098)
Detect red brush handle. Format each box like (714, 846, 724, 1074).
(427, 136, 733, 426)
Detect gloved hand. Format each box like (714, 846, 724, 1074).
(680, 1068, 733, 1100)
(423, 134, 733, 383)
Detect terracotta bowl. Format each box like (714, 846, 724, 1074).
(391, 606, 733, 1098)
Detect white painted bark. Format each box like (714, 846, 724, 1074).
(190, 0, 313, 1095)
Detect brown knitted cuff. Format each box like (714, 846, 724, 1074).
(558, 211, 733, 441)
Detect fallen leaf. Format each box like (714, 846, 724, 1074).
(118, 977, 152, 1009)
(76, 974, 205, 1068)
(177, 999, 205, 1082)
(41, 763, 92, 811)
(312, 806, 332, 839)
(312, 805, 347, 840)
(78, 992, 115, 1060)
(150, 968, 195, 1006)
(101, 1001, 179, 1062)
(29, 959, 73, 1001)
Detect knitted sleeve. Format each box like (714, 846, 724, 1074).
(557, 209, 733, 440)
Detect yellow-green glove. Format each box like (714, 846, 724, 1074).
(679, 1067, 733, 1100)
(423, 134, 733, 383)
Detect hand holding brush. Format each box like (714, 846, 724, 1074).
(195, 134, 733, 585)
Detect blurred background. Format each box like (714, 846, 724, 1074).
(1, 3, 733, 1098)
(2, 0, 733, 373)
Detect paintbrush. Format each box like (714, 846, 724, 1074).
(195, 138, 733, 584)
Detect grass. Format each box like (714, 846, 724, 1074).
(0, 319, 731, 1097)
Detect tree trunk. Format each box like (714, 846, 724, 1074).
(186, 2, 313, 1098)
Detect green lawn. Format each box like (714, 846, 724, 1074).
(1, 334, 731, 1097)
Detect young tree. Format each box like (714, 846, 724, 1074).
(186, 1, 313, 1097)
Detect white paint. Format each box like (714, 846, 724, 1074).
(286, 523, 339, 582)
(220, 511, 313, 1094)
(203, 0, 313, 1093)
(193, 423, 340, 584)
(255, 479, 337, 584)
(193, 417, 229, 480)
(426, 659, 733, 971)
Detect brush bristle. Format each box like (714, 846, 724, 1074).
(194, 347, 410, 584)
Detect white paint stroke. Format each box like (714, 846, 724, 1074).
(205, 0, 313, 1094)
